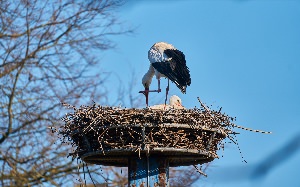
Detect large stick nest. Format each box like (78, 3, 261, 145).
(58, 99, 237, 166)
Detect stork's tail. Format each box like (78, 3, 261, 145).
(181, 86, 186, 94)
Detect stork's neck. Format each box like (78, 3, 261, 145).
(145, 65, 155, 77)
(142, 65, 155, 87)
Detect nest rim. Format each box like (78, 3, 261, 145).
(81, 147, 216, 167)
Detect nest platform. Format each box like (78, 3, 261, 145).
(60, 103, 235, 167)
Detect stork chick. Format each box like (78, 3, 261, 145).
(148, 95, 185, 110)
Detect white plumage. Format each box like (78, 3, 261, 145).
(148, 95, 185, 110)
(148, 42, 175, 80)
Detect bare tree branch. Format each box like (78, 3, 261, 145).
(0, 0, 131, 186)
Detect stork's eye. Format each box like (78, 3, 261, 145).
(177, 99, 180, 102)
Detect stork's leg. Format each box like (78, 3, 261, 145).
(157, 79, 161, 93)
(164, 79, 170, 105)
(139, 84, 161, 106)
(139, 79, 162, 106)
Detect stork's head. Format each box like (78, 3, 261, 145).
(169, 95, 183, 108)
(142, 75, 151, 90)
(142, 74, 152, 106)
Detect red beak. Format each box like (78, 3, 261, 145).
(145, 88, 149, 106)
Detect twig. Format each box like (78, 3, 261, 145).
(193, 165, 207, 177)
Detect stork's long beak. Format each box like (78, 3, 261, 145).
(145, 88, 149, 106)
(177, 102, 183, 108)
(139, 88, 149, 106)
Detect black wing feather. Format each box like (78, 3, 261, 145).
(152, 49, 191, 93)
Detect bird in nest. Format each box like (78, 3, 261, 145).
(148, 95, 185, 110)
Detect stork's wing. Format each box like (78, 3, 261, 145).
(152, 49, 191, 93)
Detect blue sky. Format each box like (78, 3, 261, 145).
(99, 1, 300, 186)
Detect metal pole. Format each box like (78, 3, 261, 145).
(128, 156, 169, 187)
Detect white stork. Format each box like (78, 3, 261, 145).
(148, 95, 185, 110)
(139, 42, 191, 106)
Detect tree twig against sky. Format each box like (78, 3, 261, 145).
(0, 0, 130, 186)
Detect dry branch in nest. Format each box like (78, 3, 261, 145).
(57, 97, 240, 165)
